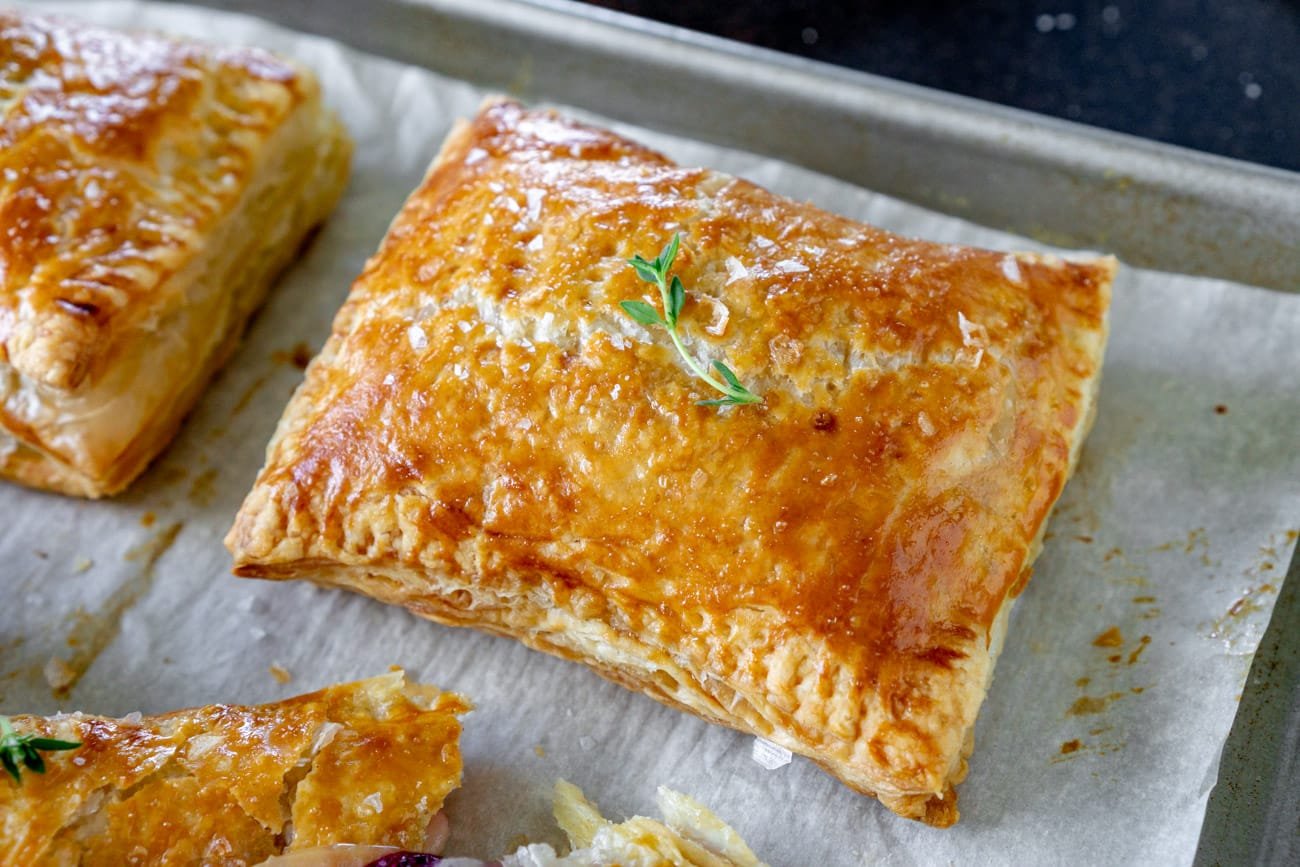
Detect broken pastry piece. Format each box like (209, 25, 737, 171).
(527, 780, 767, 867)
(0, 10, 352, 497)
(261, 781, 768, 867)
(0, 671, 468, 865)
(227, 100, 1114, 825)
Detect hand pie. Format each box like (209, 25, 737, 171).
(0, 11, 351, 497)
(227, 100, 1114, 825)
(0, 671, 468, 865)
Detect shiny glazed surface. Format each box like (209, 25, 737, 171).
(229, 100, 1112, 822)
(0, 672, 468, 866)
(0, 10, 304, 392)
(246, 101, 1108, 663)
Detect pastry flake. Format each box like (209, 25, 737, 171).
(227, 99, 1114, 825)
(0, 671, 468, 865)
(543, 780, 768, 867)
(0, 11, 352, 497)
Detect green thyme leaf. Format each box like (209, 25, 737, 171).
(0, 715, 80, 785)
(657, 233, 681, 272)
(712, 360, 742, 389)
(619, 300, 663, 326)
(667, 276, 685, 326)
(21, 750, 43, 774)
(618, 233, 761, 408)
(27, 738, 82, 751)
(629, 257, 661, 285)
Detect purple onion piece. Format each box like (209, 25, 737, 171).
(365, 854, 442, 867)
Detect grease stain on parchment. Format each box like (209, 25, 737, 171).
(1068, 692, 1127, 716)
(1060, 618, 1158, 761)
(1066, 686, 1149, 717)
(44, 522, 182, 699)
(272, 342, 313, 370)
(1092, 626, 1124, 648)
(1126, 635, 1152, 665)
(1151, 527, 1215, 568)
(1200, 527, 1295, 655)
(1132, 594, 1161, 621)
(229, 345, 313, 419)
(1206, 583, 1278, 645)
(231, 372, 272, 415)
(0, 636, 25, 687)
(187, 469, 219, 507)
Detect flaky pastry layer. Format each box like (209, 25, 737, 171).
(228, 99, 1114, 825)
(0, 671, 468, 866)
(0, 11, 352, 497)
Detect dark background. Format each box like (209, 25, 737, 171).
(580, 0, 1299, 173)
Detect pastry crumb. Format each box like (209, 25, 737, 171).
(44, 657, 76, 691)
(751, 736, 793, 770)
(534, 744, 546, 758)
(72, 557, 93, 573)
(269, 664, 292, 684)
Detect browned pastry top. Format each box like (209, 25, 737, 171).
(0, 672, 467, 865)
(229, 99, 1112, 824)
(245, 100, 1106, 660)
(0, 10, 309, 392)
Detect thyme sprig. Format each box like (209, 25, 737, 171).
(1, 715, 80, 784)
(619, 233, 761, 407)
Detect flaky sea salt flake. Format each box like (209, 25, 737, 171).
(752, 737, 793, 770)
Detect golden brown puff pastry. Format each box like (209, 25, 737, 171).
(0, 10, 352, 498)
(227, 99, 1114, 826)
(0, 671, 469, 866)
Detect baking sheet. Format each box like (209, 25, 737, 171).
(166, 0, 1300, 297)
(2, 2, 1298, 864)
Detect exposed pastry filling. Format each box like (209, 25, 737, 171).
(261, 781, 767, 867)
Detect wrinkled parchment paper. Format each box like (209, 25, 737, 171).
(3, 3, 1298, 864)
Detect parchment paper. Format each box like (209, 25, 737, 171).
(3, 3, 1298, 864)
